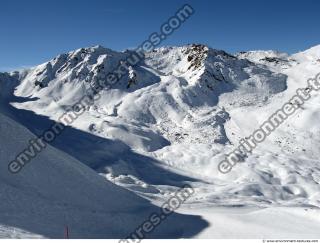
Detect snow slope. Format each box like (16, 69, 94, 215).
(180, 206, 320, 239)
(0, 103, 206, 238)
(1, 44, 320, 238)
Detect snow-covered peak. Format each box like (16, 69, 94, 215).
(4, 43, 287, 153)
(236, 50, 293, 69)
(237, 50, 288, 60)
(292, 44, 320, 63)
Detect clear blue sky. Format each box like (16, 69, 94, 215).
(1, 0, 319, 71)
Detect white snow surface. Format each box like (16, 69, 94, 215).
(1, 44, 320, 238)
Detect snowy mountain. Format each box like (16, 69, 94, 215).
(1, 44, 320, 238)
(10, 44, 287, 150)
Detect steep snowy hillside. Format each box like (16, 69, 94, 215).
(1, 44, 320, 238)
(0, 111, 206, 238)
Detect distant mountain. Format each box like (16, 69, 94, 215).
(6, 44, 287, 150)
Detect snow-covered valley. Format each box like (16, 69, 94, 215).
(1, 44, 320, 238)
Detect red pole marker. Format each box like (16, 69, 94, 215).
(64, 226, 69, 239)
